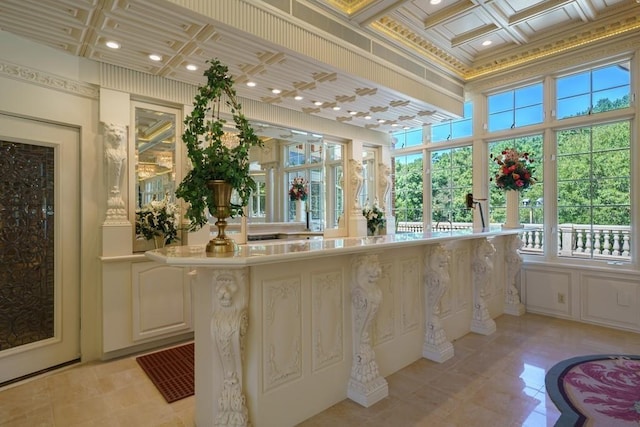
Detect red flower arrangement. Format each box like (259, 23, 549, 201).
(491, 148, 536, 191)
(289, 177, 308, 201)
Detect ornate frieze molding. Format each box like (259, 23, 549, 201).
(209, 269, 250, 427)
(348, 253, 388, 407)
(422, 244, 454, 363)
(504, 235, 526, 316)
(0, 60, 98, 99)
(470, 238, 497, 335)
(102, 122, 128, 223)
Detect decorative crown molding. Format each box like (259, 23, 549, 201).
(0, 60, 98, 99)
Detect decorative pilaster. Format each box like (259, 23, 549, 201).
(470, 239, 497, 335)
(348, 254, 388, 407)
(504, 234, 526, 315)
(422, 245, 454, 363)
(206, 270, 250, 427)
(102, 122, 128, 223)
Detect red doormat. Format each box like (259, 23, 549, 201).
(545, 354, 640, 426)
(136, 342, 194, 403)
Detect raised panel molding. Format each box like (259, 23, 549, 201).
(373, 261, 394, 345)
(263, 277, 302, 391)
(582, 274, 640, 329)
(311, 270, 344, 372)
(523, 267, 571, 317)
(451, 247, 470, 312)
(131, 262, 191, 341)
(400, 258, 421, 333)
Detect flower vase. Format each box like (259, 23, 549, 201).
(153, 234, 165, 249)
(295, 199, 305, 222)
(205, 180, 235, 254)
(504, 190, 523, 229)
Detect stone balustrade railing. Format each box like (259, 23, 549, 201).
(397, 222, 631, 261)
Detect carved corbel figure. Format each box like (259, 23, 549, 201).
(377, 162, 391, 211)
(423, 244, 454, 362)
(470, 238, 497, 335)
(504, 234, 526, 315)
(103, 122, 128, 222)
(347, 253, 388, 407)
(349, 159, 364, 212)
(210, 269, 249, 426)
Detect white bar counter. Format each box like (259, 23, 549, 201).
(146, 228, 524, 427)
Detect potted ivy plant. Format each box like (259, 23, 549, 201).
(176, 58, 262, 252)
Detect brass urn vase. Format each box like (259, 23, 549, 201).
(206, 180, 235, 254)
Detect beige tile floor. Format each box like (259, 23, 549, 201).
(2, 313, 639, 426)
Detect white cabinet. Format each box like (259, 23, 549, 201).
(102, 257, 193, 356)
(131, 262, 192, 341)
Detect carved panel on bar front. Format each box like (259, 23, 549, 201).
(263, 276, 302, 391)
(400, 258, 421, 333)
(373, 261, 394, 344)
(311, 270, 344, 372)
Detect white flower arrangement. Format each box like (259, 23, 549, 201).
(135, 196, 180, 245)
(362, 202, 386, 235)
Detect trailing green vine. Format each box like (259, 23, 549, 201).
(176, 58, 262, 230)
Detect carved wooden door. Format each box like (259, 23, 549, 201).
(0, 113, 80, 385)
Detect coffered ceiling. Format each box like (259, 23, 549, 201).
(0, 0, 637, 133)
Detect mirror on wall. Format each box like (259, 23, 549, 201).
(244, 123, 346, 234)
(131, 102, 180, 252)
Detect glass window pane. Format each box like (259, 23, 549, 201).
(592, 121, 630, 151)
(515, 83, 543, 108)
(488, 92, 513, 114)
(592, 87, 630, 112)
(557, 94, 591, 119)
(394, 128, 423, 148)
(488, 111, 513, 132)
(394, 153, 423, 225)
(431, 123, 450, 142)
(515, 105, 543, 127)
(286, 144, 305, 166)
(451, 119, 472, 138)
(592, 63, 630, 91)
(557, 72, 589, 98)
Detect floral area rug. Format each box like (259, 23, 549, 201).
(545, 355, 640, 426)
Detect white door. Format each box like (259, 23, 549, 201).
(0, 113, 80, 384)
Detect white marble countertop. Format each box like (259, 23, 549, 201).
(145, 227, 521, 267)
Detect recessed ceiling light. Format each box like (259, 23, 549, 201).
(294, 95, 303, 100)
(430, 0, 442, 4)
(332, 106, 340, 111)
(106, 41, 120, 49)
(313, 101, 323, 106)
(403, 126, 410, 130)
(149, 54, 162, 61)
(482, 40, 492, 46)
(349, 110, 357, 115)
(271, 88, 281, 94)
(246, 81, 257, 87)
(391, 123, 398, 127)
(364, 115, 372, 120)
(378, 119, 386, 123)
(186, 64, 198, 71)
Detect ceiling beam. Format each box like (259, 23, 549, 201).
(424, 0, 476, 29)
(450, 24, 499, 47)
(508, 0, 575, 26)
